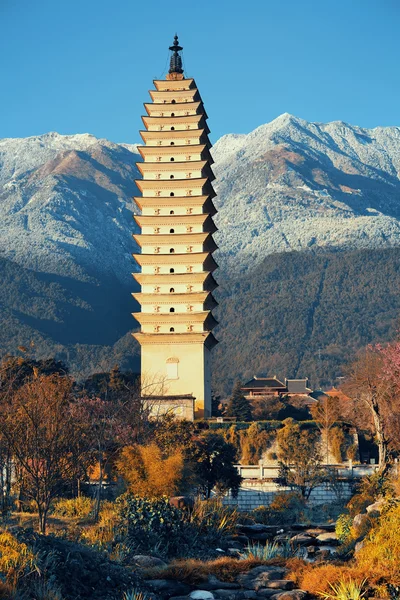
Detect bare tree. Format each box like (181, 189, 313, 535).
(0, 374, 89, 533)
(311, 396, 341, 464)
(343, 348, 393, 471)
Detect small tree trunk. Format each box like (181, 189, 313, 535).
(370, 398, 389, 470)
(93, 456, 103, 522)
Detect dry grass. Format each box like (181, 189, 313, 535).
(143, 556, 286, 585)
(288, 561, 389, 596)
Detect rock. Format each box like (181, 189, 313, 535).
(270, 591, 307, 600)
(264, 582, 295, 591)
(354, 540, 365, 554)
(304, 528, 327, 536)
(243, 592, 258, 599)
(238, 567, 288, 591)
(227, 534, 249, 544)
(133, 555, 168, 569)
(227, 549, 242, 557)
(366, 500, 385, 518)
(169, 496, 194, 510)
(306, 546, 317, 557)
(147, 580, 191, 597)
(203, 577, 240, 591)
(290, 534, 316, 546)
(212, 591, 244, 600)
(316, 532, 338, 545)
(236, 524, 279, 536)
(190, 591, 215, 600)
(256, 591, 279, 598)
(353, 513, 369, 530)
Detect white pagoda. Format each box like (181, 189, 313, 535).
(132, 36, 218, 418)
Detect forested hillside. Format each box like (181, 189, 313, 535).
(213, 247, 400, 395)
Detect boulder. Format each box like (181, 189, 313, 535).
(236, 524, 279, 536)
(212, 591, 244, 600)
(352, 513, 369, 531)
(238, 566, 288, 591)
(243, 592, 258, 599)
(290, 533, 316, 547)
(256, 591, 280, 598)
(304, 528, 327, 536)
(169, 496, 194, 510)
(147, 580, 191, 597)
(133, 555, 168, 569)
(354, 540, 365, 554)
(270, 591, 307, 600)
(203, 577, 240, 591)
(190, 592, 215, 600)
(264, 582, 295, 591)
(366, 500, 385, 518)
(316, 532, 337, 545)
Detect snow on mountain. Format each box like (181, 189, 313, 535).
(1, 116, 400, 284)
(212, 114, 400, 271)
(0, 132, 140, 283)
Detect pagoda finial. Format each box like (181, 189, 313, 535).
(167, 34, 184, 80)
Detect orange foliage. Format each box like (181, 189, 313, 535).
(116, 443, 185, 497)
(288, 561, 389, 596)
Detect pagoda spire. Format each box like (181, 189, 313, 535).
(167, 34, 184, 79)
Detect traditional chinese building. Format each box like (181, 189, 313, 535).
(132, 36, 218, 419)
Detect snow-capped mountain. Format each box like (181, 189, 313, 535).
(212, 113, 400, 272)
(1, 116, 400, 384)
(0, 132, 139, 283)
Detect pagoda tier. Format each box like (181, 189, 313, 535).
(137, 144, 213, 164)
(132, 36, 218, 418)
(134, 196, 217, 216)
(133, 272, 218, 293)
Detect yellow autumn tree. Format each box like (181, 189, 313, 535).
(116, 443, 185, 497)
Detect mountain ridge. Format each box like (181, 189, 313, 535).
(1, 115, 400, 389)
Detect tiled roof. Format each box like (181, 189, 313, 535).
(286, 379, 312, 394)
(242, 377, 287, 389)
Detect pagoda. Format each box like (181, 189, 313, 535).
(132, 35, 218, 419)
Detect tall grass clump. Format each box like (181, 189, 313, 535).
(51, 496, 94, 519)
(189, 498, 240, 535)
(318, 578, 366, 600)
(240, 541, 302, 561)
(123, 589, 150, 600)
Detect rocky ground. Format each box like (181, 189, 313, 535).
(136, 522, 339, 600)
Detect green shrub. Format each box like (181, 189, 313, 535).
(336, 513, 353, 544)
(116, 494, 240, 559)
(52, 497, 94, 519)
(116, 494, 184, 556)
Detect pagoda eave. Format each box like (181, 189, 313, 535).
(133, 331, 218, 349)
(132, 272, 218, 291)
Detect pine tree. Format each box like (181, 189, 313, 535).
(226, 381, 252, 422)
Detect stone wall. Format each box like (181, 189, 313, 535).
(223, 464, 377, 510)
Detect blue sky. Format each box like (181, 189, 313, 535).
(1, 0, 399, 144)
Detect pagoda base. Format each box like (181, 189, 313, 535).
(143, 394, 195, 421)
(137, 335, 213, 418)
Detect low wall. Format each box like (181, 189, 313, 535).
(223, 463, 378, 510)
